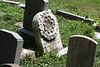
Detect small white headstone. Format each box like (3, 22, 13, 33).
(32, 11, 63, 53)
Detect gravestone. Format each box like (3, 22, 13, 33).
(23, 0, 49, 31)
(66, 35, 98, 67)
(18, 0, 49, 49)
(32, 11, 63, 53)
(0, 64, 20, 67)
(0, 29, 23, 64)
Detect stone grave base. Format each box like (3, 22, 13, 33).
(93, 23, 100, 39)
(17, 28, 36, 49)
(15, 22, 23, 27)
(18, 28, 68, 57)
(18, 28, 34, 37)
(21, 48, 36, 60)
(95, 32, 100, 39)
(57, 47, 68, 57)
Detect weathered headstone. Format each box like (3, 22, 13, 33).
(0, 29, 23, 64)
(32, 11, 63, 53)
(66, 35, 98, 67)
(0, 64, 20, 67)
(23, 0, 49, 31)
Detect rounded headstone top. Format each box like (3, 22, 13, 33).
(33, 11, 58, 41)
(70, 35, 98, 45)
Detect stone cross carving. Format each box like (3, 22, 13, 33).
(23, 0, 49, 31)
(32, 11, 63, 53)
(0, 29, 23, 64)
(66, 35, 98, 67)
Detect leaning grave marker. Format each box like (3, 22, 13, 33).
(32, 11, 64, 53)
(0, 29, 23, 64)
(66, 35, 98, 67)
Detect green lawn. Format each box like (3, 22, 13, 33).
(0, 0, 100, 67)
(49, 0, 100, 22)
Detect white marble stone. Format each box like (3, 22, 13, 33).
(95, 32, 100, 39)
(32, 11, 63, 53)
(57, 47, 68, 57)
(18, 4, 25, 8)
(21, 49, 36, 60)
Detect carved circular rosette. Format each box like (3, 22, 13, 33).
(35, 11, 58, 41)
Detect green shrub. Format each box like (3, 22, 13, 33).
(20, 49, 66, 67)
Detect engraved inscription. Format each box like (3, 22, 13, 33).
(44, 39, 61, 50)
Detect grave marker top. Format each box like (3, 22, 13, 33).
(66, 35, 98, 67)
(23, 0, 49, 31)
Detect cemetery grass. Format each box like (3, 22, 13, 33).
(0, 0, 100, 66)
